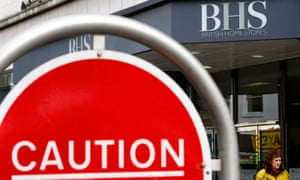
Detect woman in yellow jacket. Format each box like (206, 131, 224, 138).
(256, 148, 289, 180)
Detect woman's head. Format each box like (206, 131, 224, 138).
(264, 148, 283, 171)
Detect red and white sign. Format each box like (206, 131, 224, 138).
(0, 51, 211, 179)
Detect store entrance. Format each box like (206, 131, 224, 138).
(164, 57, 300, 179)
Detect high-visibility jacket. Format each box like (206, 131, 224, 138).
(256, 169, 289, 180)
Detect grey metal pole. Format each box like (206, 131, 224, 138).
(0, 14, 239, 180)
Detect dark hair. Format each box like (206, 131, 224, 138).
(263, 148, 284, 173)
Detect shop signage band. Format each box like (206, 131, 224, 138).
(107, 0, 300, 55)
(171, 0, 300, 43)
(0, 51, 211, 179)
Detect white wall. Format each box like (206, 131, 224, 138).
(0, 0, 148, 49)
(0, 0, 19, 20)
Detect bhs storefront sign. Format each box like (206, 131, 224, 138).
(200, 0, 267, 38)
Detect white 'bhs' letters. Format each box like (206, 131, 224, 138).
(200, 0, 267, 31)
(11, 138, 184, 172)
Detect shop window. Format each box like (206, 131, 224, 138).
(238, 63, 279, 123)
(0, 70, 13, 88)
(0, 70, 13, 102)
(213, 71, 233, 117)
(237, 62, 280, 176)
(287, 58, 300, 171)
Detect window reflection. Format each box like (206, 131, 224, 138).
(237, 63, 280, 177)
(247, 94, 263, 113)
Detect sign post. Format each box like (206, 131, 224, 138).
(0, 50, 212, 179)
(0, 15, 239, 180)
